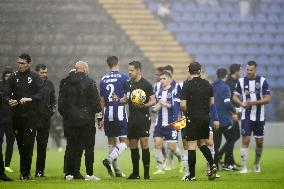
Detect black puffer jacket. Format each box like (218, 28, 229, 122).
(59, 72, 101, 127)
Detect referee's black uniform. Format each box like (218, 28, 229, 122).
(180, 62, 217, 181)
(125, 77, 153, 179)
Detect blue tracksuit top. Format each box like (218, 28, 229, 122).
(213, 79, 236, 127)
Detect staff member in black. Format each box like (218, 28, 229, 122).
(113, 61, 156, 179)
(180, 62, 219, 181)
(34, 64, 56, 177)
(4, 53, 44, 180)
(0, 68, 15, 174)
(0, 69, 13, 181)
(60, 61, 101, 180)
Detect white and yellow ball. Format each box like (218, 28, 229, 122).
(130, 89, 146, 105)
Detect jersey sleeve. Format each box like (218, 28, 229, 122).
(234, 80, 242, 96)
(262, 79, 270, 96)
(180, 82, 189, 100)
(145, 81, 154, 97)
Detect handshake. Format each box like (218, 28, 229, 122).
(8, 98, 32, 107)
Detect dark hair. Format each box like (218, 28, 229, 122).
(229, 64, 241, 74)
(18, 53, 31, 63)
(2, 66, 13, 80)
(217, 68, 228, 79)
(188, 62, 201, 75)
(164, 65, 174, 74)
(129, 61, 141, 70)
(35, 64, 47, 72)
(156, 66, 164, 73)
(160, 70, 172, 78)
(107, 56, 118, 68)
(247, 60, 257, 68)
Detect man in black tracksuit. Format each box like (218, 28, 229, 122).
(34, 64, 56, 177)
(4, 54, 44, 180)
(0, 68, 15, 174)
(59, 61, 101, 180)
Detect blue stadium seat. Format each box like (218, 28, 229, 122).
(223, 44, 235, 54)
(216, 23, 228, 32)
(265, 23, 278, 33)
(218, 13, 231, 22)
(188, 33, 200, 43)
(200, 33, 213, 43)
(240, 23, 252, 33)
(172, 2, 184, 12)
(275, 34, 284, 43)
(203, 65, 216, 76)
(250, 34, 262, 43)
(253, 23, 265, 33)
(225, 33, 238, 43)
(207, 55, 219, 64)
(185, 2, 197, 11)
(238, 34, 250, 43)
(206, 12, 219, 22)
(256, 55, 270, 65)
(213, 33, 225, 43)
(179, 24, 190, 32)
(147, 2, 158, 12)
(167, 22, 179, 32)
(203, 23, 216, 33)
(228, 23, 239, 33)
(171, 12, 182, 22)
(270, 56, 282, 65)
(176, 33, 189, 43)
(247, 44, 259, 55)
(263, 34, 274, 44)
(271, 45, 283, 54)
(220, 55, 231, 63)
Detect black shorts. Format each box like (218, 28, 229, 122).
(127, 113, 151, 139)
(186, 115, 210, 141)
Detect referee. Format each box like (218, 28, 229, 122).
(180, 62, 219, 181)
(113, 61, 156, 179)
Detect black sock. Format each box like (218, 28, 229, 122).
(200, 145, 214, 167)
(131, 148, 140, 176)
(188, 150, 196, 178)
(142, 148, 150, 178)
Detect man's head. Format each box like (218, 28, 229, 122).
(160, 71, 172, 88)
(2, 67, 13, 81)
(35, 64, 48, 80)
(216, 68, 228, 80)
(75, 61, 89, 73)
(155, 67, 164, 82)
(188, 62, 201, 76)
(128, 61, 141, 80)
(107, 56, 119, 69)
(164, 65, 174, 75)
(246, 61, 257, 79)
(229, 63, 241, 79)
(17, 53, 31, 73)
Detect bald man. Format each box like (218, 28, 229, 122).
(59, 61, 102, 180)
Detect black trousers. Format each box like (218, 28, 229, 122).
(0, 127, 5, 175)
(65, 125, 96, 176)
(218, 121, 240, 164)
(213, 126, 235, 166)
(0, 122, 15, 167)
(35, 118, 50, 173)
(12, 116, 36, 175)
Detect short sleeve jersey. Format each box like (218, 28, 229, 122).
(180, 77, 213, 117)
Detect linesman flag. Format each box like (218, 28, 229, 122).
(169, 118, 187, 131)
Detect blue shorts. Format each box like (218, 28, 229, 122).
(153, 125, 178, 141)
(104, 120, 128, 137)
(241, 120, 265, 137)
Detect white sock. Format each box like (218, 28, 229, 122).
(240, 147, 248, 168)
(254, 146, 263, 165)
(166, 149, 174, 168)
(174, 146, 182, 162)
(207, 144, 215, 170)
(154, 148, 164, 170)
(108, 143, 127, 162)
(182, 151, 189, 174)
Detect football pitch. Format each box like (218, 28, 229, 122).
(1, 147, 284, 189)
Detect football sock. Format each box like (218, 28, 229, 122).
(188, 150, 196, 178)
(200, 145, 214, 167)
(182, 151, 189, 174)
(109, 143, 127, 162)
(207, 143, 215, 170)
(154, 148, 164, 170)
(131, 148, 140, 176)
(166, 149, 174, 168)
(142, 149, 150, 177)
(254, 146, 263, 165)
(174, 147, 182, 162)
(240, 147, 248, 168)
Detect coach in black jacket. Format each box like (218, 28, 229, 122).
(59, 61, 101, 180)
(4, 54, 44, 180)
(34, 64, 56, 177)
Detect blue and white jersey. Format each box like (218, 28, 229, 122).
(154, 80, 181, 99)
(100, 71, 129, 122)
(155, 85, 180, 127)
(234, 76, 270, 121)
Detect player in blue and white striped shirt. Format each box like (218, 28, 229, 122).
(99, 56, 129, 177)
(152, 71, 181, 174)
(233, 61, 271, 174)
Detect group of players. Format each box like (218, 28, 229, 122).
(0, 54, 270, 182)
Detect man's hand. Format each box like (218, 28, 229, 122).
(19, 97, 32, 105)
(112, 93, 119, 102)
(8, 99, 18, 107)
(232, 113, 239, 122)
(213, 121, 220, 130)
(97, 120, 104, 131)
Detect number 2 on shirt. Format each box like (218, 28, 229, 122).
(106, 84, 114, 102)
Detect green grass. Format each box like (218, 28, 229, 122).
(1, 147, 284, 189)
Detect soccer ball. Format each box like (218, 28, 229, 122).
(130, 89, 146, 105)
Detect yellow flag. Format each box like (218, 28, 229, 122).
(170, 118, 187, 131)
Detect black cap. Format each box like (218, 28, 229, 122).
(188, 62, 201, 72)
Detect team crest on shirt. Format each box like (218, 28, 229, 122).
(28, 77, 32, 83)
(255, 82, 260, 89)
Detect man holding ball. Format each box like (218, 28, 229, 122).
(113, 61, 156, 179)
